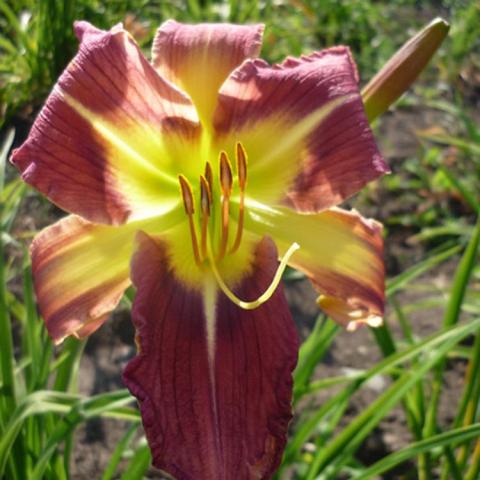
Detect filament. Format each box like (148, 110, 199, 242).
(179, 175, 202, 266)
(187, 216, 202, 266)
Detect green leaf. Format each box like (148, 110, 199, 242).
(0, 128, 14, 195)
(120, 443, 152, 480)
(353, 424, 480, 479)
(29, 390, 138, 480)
(102, 423, 141, 480)
(293, 316, 339, 401)
(386, 244, 462, 296)
(439, 166, 480, 213)
(304, 317, 480, 478)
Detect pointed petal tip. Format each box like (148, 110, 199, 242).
(9, 146, 20, 167)
(429, 17, 450, 31)
(346, 315, 383, 332)
(317, 294, 384, 331)
(73, 20, 100, 41)
(73, 21, 125, 43)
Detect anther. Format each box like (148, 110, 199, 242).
(179, 174, 195, 215)
(219, 151, 233, 196)
(231, 142, 248, 253)
(200, 175, 211, 258)
(200, 175, 211, 216)
(236, 142, 248, 190)
(178, 175, 202, 266)
(218, 152, 233, 260)
(204, 161, 213, 194)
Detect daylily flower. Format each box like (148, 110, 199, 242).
(12, 20, 389, 479)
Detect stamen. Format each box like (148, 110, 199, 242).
(209, 242, 300, 310)
(179, 175, 202, 266)
(218, 152, 233, 260)
(230, 142, 248, 253)
(200, 175, 211, 259)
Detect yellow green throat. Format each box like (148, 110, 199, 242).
(175, 142, 299, 309)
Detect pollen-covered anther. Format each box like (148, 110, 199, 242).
(200, 175, 212, 259)
(236, 142, 248, 190)
(231, 142, 248, 253)
(179, 174, 195, 215)
(218, 151, 233, 260)
(219, 151, 233, 196)
(178, 175, 202, 266)
(200, 175, 212, 216)
(204, 161, 213, 194)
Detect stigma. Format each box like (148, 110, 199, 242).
(177, 142, 299, 311)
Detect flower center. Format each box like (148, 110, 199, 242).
(178, 142, 247, 266)
(177, 142, 299, 310)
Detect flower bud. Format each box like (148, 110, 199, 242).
(362, 17, 449, 122)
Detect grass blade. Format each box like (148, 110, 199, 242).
(120, 443, 151, 480)
(293, 316, 339, 401)
(424, 216, 480, 445)
(439, 165, 480, 213)
(353, 424, 480, 480)
(102, 423, 140, 480)
(0, 128, 14, 194)
(386, 244, 462, 296)
(304, 317, 480, 478)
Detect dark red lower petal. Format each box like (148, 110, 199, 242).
(123, 233, 298, 480)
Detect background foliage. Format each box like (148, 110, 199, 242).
(1, 0, 479, 479)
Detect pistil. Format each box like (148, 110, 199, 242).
(208, 239, 300, 310)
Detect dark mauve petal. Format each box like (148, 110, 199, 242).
(123, 233, 298, 479)
(213, 48, 389, 212)
(11, 21, 199, 225)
